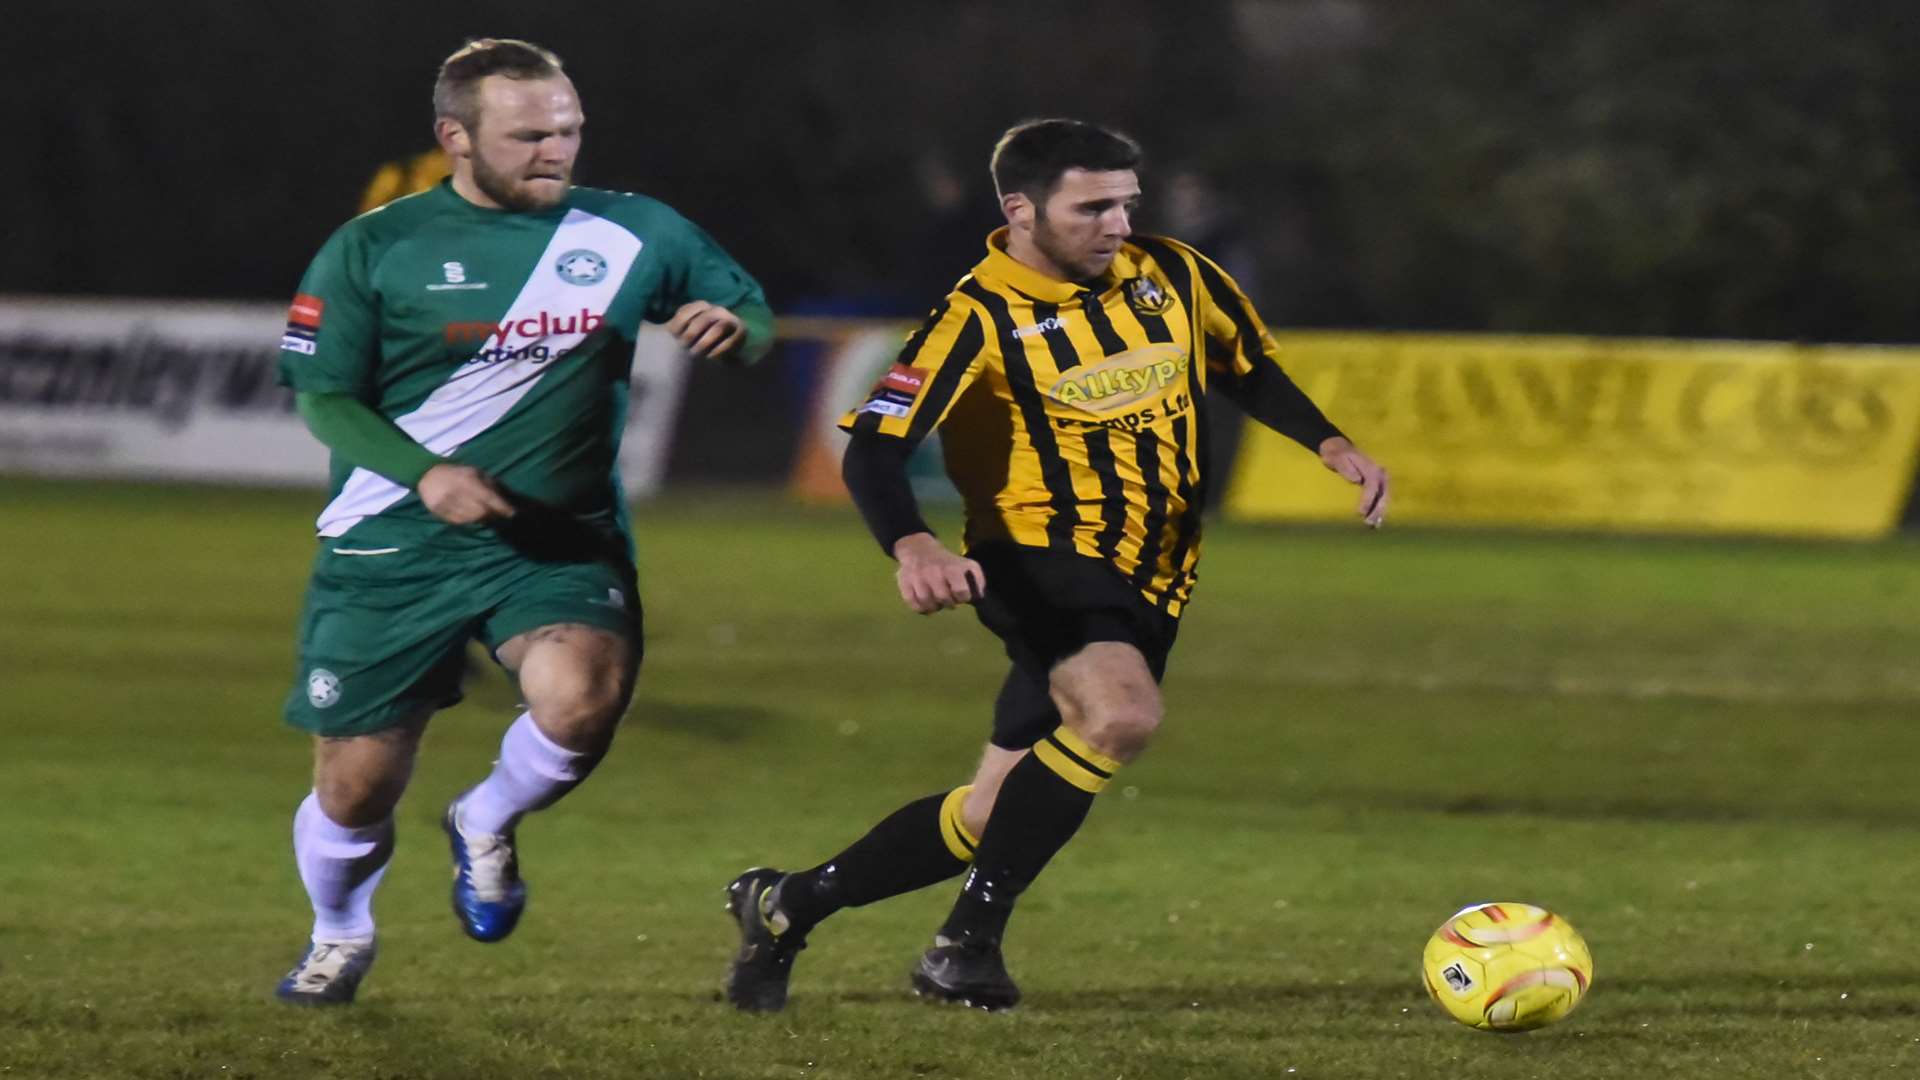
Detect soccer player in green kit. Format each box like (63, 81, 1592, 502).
(272, 39, 773, 1005)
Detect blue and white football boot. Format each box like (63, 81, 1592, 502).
(275, 937, 378, 1006)
(443, 796, 527, 942)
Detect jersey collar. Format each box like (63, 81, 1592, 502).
(974, 228, 1139, 303)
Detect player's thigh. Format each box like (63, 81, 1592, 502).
(484, 555, 641, 678)
(987, 657, 1062, 752)
(284, 548, 477, 740)
(970, 543, 1171, 757)
(1049, 641, 1163, 761)
(484, 555, 641, 723)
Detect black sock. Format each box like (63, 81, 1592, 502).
(777, 786, 978, 930)
(938, 727, 1121, 946)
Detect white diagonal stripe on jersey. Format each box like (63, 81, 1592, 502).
(317, 210, 644, 537)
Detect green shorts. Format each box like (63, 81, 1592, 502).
(283, 537, 642, 737)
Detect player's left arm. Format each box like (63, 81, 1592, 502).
(654, 212, 774, 365)
(664, 299, 773, 364)
(1188, 245, 1387, 527)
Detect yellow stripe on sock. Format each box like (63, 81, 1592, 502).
(1050, 727, 1123, 776)
(1033, 735, 1113, 793)
(938, 785, 978, 862)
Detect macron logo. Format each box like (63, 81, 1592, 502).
(1011, 315, 1069, 340)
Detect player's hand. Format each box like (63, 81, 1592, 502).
(665, 301, 746, 359)
(1317, 436, 1389, 528)
(892, 532, 986, 615)
(417, 463, 517, 525)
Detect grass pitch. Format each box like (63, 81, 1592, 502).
(3, 479, 1919, 1079)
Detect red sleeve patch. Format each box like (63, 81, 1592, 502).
(880, 364, 926, 396)
(287, 293, 325, 329)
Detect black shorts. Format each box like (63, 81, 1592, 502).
(968, 542, 1180, 751)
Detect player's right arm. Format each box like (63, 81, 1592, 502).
(294, 394, 513, 524)
(838, 296, 991, 614)
(279, 226, 513, 525)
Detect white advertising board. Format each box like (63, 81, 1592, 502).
(0, 297, 689, 494)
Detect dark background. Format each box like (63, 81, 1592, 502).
(20, 1, 1920, 341)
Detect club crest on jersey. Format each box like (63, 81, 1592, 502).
(1126, 276, 1172, 316)
(554, 249, 609, 286)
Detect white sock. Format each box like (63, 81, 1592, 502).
(293, 792, 392, 943)
(457, 712, 591, 835)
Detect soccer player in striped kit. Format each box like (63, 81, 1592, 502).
(724, 119, 1387, 1012)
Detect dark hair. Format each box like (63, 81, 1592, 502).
(433, 38, 566, 131)
(990, 118, 1143, 203)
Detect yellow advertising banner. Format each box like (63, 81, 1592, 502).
(1228, 332, 1920, 538)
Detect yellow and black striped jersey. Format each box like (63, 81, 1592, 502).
(839, 228, 1338, 617)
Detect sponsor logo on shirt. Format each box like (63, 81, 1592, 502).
(1047, 344, 1189, 414)
(281, 293, 324, 355)
(444, 308, 607, 365)
(445, 308, 605, 346)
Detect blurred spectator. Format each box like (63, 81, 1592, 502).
(891, 149, 1003, 311)
(357, 148, 450, 214)
(1158, 166, 1267, 515)
(1158, 166, 1261, 295)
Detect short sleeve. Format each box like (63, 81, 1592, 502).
(837, 298, 988, 446)
(277, 226, 381, 396)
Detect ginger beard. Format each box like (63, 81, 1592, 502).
(468, 145, 571, 212)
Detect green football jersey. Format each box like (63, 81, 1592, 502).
(278, 179, 765, 547)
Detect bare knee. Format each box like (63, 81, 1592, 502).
(313, 749, 411, 826)
(311, 717, 424, 826)
(1068, 699, 1162, 763)
(314, 772, 403, 827)
(1048, 641, 1163, 765)
(508, 626, 637, 753)
(527, 666, 632, 752)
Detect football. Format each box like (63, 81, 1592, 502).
(1421, 902, 1593, 1032)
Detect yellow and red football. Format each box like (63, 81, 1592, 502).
(1421, 902, 1593, 1032)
